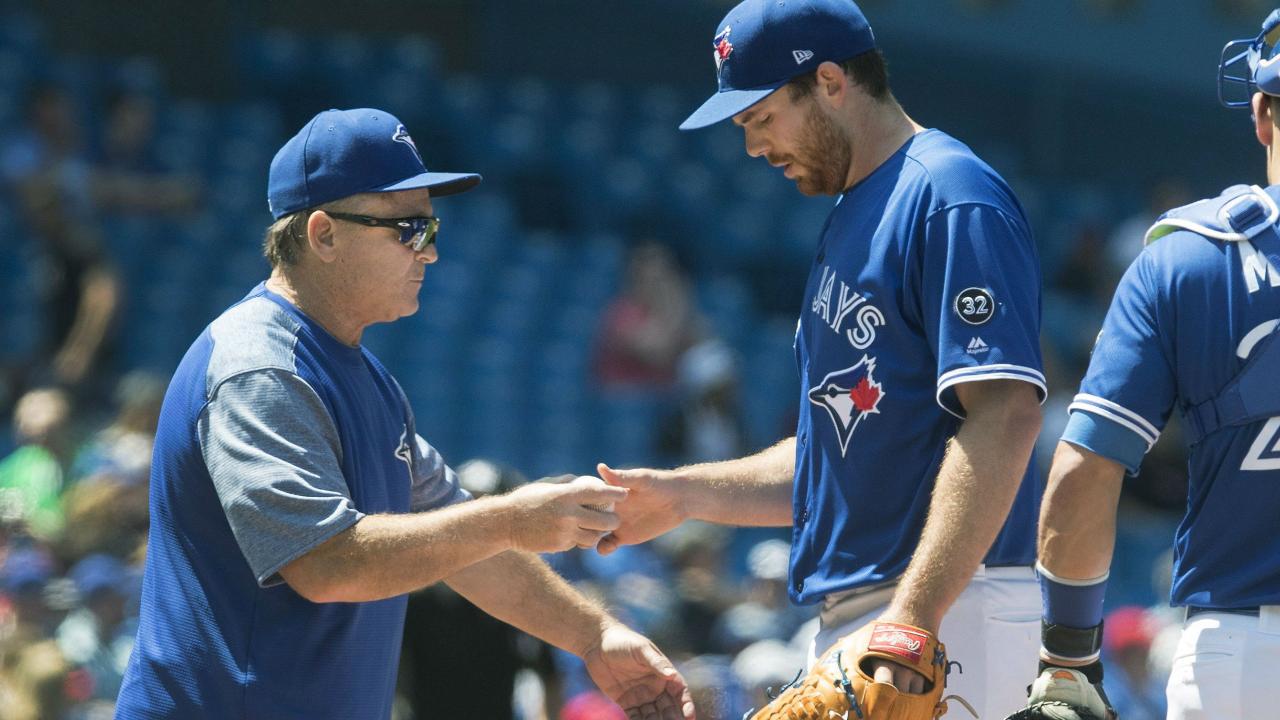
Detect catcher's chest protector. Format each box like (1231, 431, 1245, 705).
(1144, 184, 1280, 445)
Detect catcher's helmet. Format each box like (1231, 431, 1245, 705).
(1220, 9, 1280, 108)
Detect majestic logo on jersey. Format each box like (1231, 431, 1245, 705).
(808, 355, 884, 456)
(713, 26, 733, 74)
(954, 287, 995, 326)
(394, 426, 413, 473)
(811, 265, 886, 350)
(966, 337, 989, 355)
(392, 124, 424, 164)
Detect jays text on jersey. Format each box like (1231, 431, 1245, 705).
(115, 283, 468, 720)
(790, 129, 1045, 604)
(1062, 183, 1280, 610)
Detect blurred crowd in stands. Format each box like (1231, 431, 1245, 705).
(0, 7, 1222, 720)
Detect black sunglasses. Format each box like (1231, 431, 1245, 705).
(325, 212, 441, 252)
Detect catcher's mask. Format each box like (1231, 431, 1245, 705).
(1220, 9, 1280, 108)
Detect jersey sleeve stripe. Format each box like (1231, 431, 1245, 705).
(1070, 393, 1160, 441)
(935, 366, 1049, 419)
(938, 363, 1047, 385)
(1067, 401, 1158, 449)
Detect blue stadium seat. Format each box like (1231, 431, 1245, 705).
(569, 81, 621, 120)
(110, 56, 165, 96)
(236, 29, 307, 93)
(504, 77, 556, 119)
(0, 12, 45, 63)
(741, 320, 801, 448)
(592, 389, 665, 468)
(698, 274, 755, 348)
(383, 36, 440, 79)
(317, 34, 379, 106)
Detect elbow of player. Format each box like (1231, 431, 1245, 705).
(279, 554, 367, 604)
(289, 578, 353, 604)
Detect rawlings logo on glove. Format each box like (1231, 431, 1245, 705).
(746, 621, 975, 720)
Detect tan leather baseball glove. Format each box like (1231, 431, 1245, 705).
(748, 621, 973, 720)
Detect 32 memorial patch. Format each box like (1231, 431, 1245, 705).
(954, 287, 995, 326)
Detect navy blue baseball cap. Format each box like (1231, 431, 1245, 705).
(267, 108, 481, 219)
(680, 0, 876, 131)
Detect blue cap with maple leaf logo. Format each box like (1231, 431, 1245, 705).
(679, 0, 876, 131)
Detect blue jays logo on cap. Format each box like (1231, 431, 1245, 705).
(808, 354, 884, 456)
(391, 124, 423, 164)
(713, 26, 734, 75)
(680, 0, 877, 131)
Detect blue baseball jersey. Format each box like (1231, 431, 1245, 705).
(1062, 184, 1280, 609)
(790, 129, 1045, 604)
(116, 283, 467, 719)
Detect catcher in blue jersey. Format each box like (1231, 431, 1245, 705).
(597, 1, 1049, 718)
(1006, 10, 1280, 720)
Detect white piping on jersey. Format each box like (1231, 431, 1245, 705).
(1071, 393, 1159, 440)
(1068, 394, 1158, 450)
(1142, 185, 1280, 244)
(935, 364, 1048, 420)
(1238, 320, 1280, 359)
(938, 363, 1047, 386)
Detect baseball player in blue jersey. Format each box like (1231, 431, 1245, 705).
(114, 108, 694, 720)
(1007, 10, 1280, 720)
(597, 1, 1047, 717)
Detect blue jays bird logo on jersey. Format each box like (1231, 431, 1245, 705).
(808, 355, 885, 456)
(713, 26, 733, 74)
(394, 426, 413, 473)
(392, 124, 423, 164)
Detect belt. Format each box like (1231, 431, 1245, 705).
(1185, 605, 1260, 619)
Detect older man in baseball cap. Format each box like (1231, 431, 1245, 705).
(115, 108, 694, 720)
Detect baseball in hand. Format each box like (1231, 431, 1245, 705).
(575, 475, 616, 512)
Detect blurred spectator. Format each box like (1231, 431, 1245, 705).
(98, 90, 159, 174)
(1106, 178, 1191, 282)
(55, 554, 136, 715)
(654, 522, 733, 656)
(1, 83, 198, 406)
(595, 242, 705, 388)
(658, 339, 749, 465)
(0, 388, 73, 540)
(0, 547, 59, 644)
(91, 89, 200, 211)
(58, 477, 148, 565)
(677, 654, 745, 720)
(559, 690, 625, 720)
(1, 84, 121, 397)
(731, 639, 805, 715)
(712, 540, 807, 654)
(1101, 606, 1167, 720)
(70, 370, 166, 487)
(0, 637, 72, 720)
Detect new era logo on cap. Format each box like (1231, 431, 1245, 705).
(793, 49, 815, 65)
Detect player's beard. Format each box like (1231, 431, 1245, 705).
(793, 100, 853, 196)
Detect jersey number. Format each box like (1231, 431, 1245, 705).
(959, 295, 987, 317)
(1242, 417, 1280, 471)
